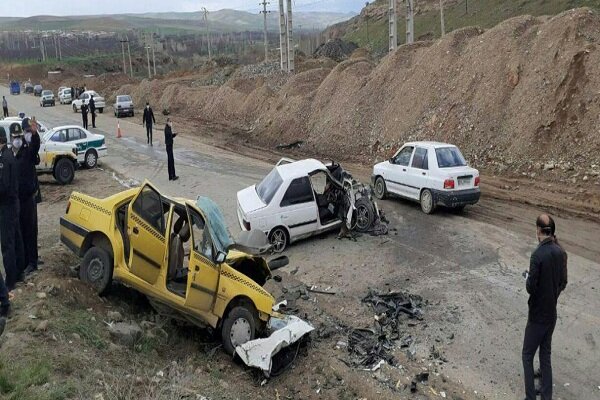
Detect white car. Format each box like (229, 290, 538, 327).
(237, 158, 378, 252)
(39, 90, 55, 107)
(372, 141, 480, 214)
(72, 90, 106, 113)
(2, 117, 49, 134)
(58, 88, 72, 104)
(43, 125, 107, 168)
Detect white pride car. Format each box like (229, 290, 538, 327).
(43, 125, 107, 168)
(237, 158, 379, 252)
(372, 141, 480, 214)
(72, 90, 106, 113)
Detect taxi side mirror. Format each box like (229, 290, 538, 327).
(215, 251, 226, 264)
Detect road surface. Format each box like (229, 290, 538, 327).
(2, 86, 599, 399)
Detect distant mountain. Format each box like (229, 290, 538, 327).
(0, 9, 355, 33)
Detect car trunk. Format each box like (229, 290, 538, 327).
(442, 167, 479, 190)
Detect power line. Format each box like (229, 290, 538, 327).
(259, 0, 271, 62)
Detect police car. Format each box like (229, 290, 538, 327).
(43, 125, 107, 168)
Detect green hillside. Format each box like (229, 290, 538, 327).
(341, 0, 600, 54)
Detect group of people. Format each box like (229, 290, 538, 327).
(143, 102, 178, 180)
(80, 94, 97, 129)
(0, 116, 41, 335)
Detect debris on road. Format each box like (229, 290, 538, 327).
(276, 140, 304, 150)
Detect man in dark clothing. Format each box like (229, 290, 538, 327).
(89, 95, 96, 128)
(522, 214, 567, 400)
(2, 96, 8, 118)
(0, 125, 24, 296)
(164, 118, 178, 181)
(70, 87, 75, 102)
(81, 103, 89, 129)
(13, 119, 41, 276)
(143, 102, 156, 146)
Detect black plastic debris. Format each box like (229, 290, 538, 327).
(362, 290, 425, 322)
(276, 140, 304, 150)
(347, 328, 396, 368)
(415, 372, 429, 383)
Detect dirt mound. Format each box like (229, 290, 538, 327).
(314, 39, 359, 62)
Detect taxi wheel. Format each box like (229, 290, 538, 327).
(221, 306, 257, 355)
(80, 247, 113, 295)
(85, 149, 98, 169)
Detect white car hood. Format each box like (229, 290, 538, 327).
(237, 185, 266, 214)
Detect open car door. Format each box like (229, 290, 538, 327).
(127, 182, 168, 285)
(184, 206, 220, 312)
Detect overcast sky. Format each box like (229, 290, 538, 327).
(0, 0, 365, 17)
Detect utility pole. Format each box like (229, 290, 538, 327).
(53, 34, 58, 59)
(286, 0, 294, 73)
(39, 35, 45, 61)
(145, 44, 152, 78)
(406, 0, 414, 44)
(120, 37, 127, 74)
(202, 7, 212, 60)
(151, 36, 156, 76)
(58, 35, 62, 60)
(440, 0, 446, 36)
(126, 35, 133, 78)
(389, 0, 397, 52)
(278, 0, 288, 72)
(259, 0, 270, 62)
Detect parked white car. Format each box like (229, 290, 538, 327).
(372, 141, 480, 214)
(39, 90, 55, 107)
(58, 88, 72, 104)
(43, 125, 107, 168)
(72, 90, 106, 113)
(2, 117, 49, 134)
(237, 158, 378, 252)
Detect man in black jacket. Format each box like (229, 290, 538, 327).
(89, 95, 96, 128)
(164, 118, 178, 181)
(522, 214, 567, 400)
(143, 102, 156, 146)
(81, 103, 89, 129)
(12, 120, 41, 276)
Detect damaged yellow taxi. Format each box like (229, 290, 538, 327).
(60, 181, 312, 371)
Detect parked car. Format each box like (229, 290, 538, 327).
(39, 90, 55, 107)
(43, 125, 107, 168)
(72, 90, 105, 113)
(372, 141, 480, 214)
(58, 86, 68, 94)
(58, 88, 72, 104)
(33, 84, 43, 96)
(2, 116, 49, 134)
(237, 158, 379, 252)
(1, 118, 78, 184)
(113, 95, 134, 118)
(10, 80, 20, 95)
(24, 82, 34, 94)
(60, 181, 297, 355)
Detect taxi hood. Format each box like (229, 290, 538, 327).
(196, 197, 271, 256)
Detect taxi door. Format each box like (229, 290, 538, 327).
(127, 183, 168, 285)
(184, 207, 220, 312)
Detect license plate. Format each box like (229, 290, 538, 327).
(458, 178, 470, 186)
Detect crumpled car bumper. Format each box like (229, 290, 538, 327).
(235, 315, 314, 377)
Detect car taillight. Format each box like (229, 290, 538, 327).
(474, 176, 480, 187)
(443, 179, 455, 189)
(65, 201, 71, 214)
(243, 220, 251, 230)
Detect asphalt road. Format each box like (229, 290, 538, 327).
(2, 87, 599, 399)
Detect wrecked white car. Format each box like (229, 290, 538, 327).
(237, 158, 381, 252)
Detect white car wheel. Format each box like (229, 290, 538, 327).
(374, 176, 387, 200)
(269, 227, 288, 253)
(85, 150, 98, 169)
(420, 189, 435, 214)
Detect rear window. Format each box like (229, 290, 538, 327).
(256, 168, 283, 205)
(42, 90, 52, 95)
(117, 95, 131, 102)
(435, 147, 467, 168)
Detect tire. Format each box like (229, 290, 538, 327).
(84, 149, 98, 169)
(420, 189, 436, 214)
(73, 104, 78, 113)
(53, 158, 75, 185)
(80, 247, 113, 295)
(373, 176, 387, 200)
(98, 108, 103, 114)
(268, 227, 289, 253)
(221, 305, 257, 355)
(354, 197, 375, 232)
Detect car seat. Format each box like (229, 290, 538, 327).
(167, 217, 191, 283)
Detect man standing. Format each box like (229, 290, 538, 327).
(2, 96, 8, 118)
(14, 118, 41, 276)
(143, 102, 156, 146)
(522, 214, 568, 400)
(89, 95, 96, 128)
(164, 118, 178, 181)
(0, 127, 18, 333)
(81, 102, 89, 130)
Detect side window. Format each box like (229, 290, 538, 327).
(411, 147, 429, 170)
(280, 177, 314, 207)
(190, 210, 213, 261)
(132, 186, 165, 235)
(394, 146, 414, 166)
(51, 129, 67, 142)
(67, 129, 82, 141)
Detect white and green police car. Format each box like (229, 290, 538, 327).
(43, 125, 107, 168)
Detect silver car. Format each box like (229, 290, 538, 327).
(113, 95, 134, 118)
